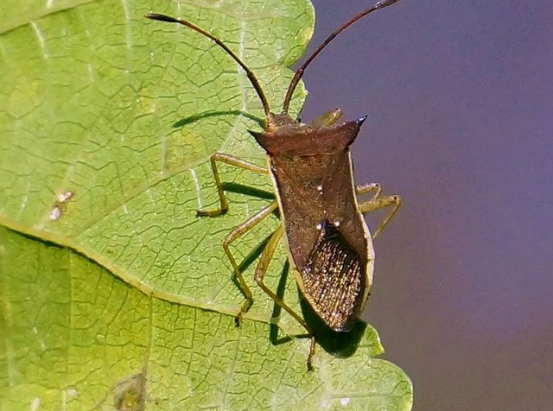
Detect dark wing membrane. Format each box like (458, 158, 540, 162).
(302, 220, 365, 331)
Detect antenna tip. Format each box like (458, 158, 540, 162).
(374, 0, 401, 9)
(144, 13, 178, 23)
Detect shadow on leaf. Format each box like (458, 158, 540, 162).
(269, 262, 366, 359)
(222, 182, 275, 201)
(300, 294, 367, 358)
(173, 110, 264, 129)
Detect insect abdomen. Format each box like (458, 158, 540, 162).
(302, 220, 365, 331)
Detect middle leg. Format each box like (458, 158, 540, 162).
(357, 193, 402, 239)
(221, 200, 279, 325)
(356, 182, 401, 239)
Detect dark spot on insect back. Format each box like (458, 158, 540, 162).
(303, 220, 364, 331)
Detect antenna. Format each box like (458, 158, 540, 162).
(282, 0, 402, 114)
(145, 13, 271, 117)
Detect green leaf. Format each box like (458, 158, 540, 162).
(0, 0, 312, 331)
(0, 227, 411, 410)
(0, 0, 412, 409)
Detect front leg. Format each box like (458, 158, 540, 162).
(197, 152, 268, 217)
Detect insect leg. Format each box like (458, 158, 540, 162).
(355, 182, 382, 198)
(308, 108, 343, 127)
(223, 200, 279, 325)
(253, 225, 317, 370)
(254, 226, 309, 330)
(357, 193, 402, 239)
(197, 152, 268, 217)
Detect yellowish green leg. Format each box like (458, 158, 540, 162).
(308, 108, 343, 127)
(197, 152, 317, 366)
(355, 182, 382, 198)
(197, 152, 268, 217)
(356, 184, 402, 239)
(221, 201, 279, 325)
(253, 225, 316, 370)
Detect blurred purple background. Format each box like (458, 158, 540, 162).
(301, 1, 553, 409)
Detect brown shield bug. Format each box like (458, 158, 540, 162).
(146, 0, 403, 369)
